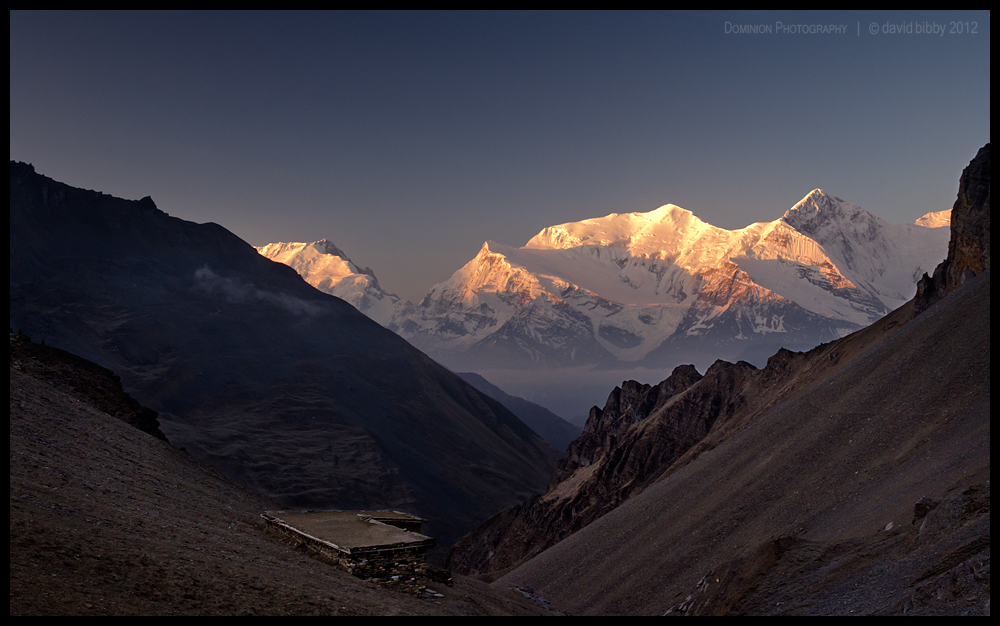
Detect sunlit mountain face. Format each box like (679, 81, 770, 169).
(256, 240, 414, 330)
(262, 190, 950, 376)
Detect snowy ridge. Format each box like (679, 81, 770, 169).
(260, 190, 950, 370)
(778, 190, 950, 310)
(915, 209, 951, 228)
(255, 239, 410, 328)
(400, 189, 950, 368)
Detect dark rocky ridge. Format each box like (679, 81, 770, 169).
(448, 364, 707, 574)
(9, 161, 559, 551)
(915, 142, 990, 312)
(447, 336, 901, 576)
(10, 330, 167, 440)
(945, 143, 990, 287)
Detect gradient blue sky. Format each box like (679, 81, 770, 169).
(11, 11, 990, 301)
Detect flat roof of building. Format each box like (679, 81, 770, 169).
(262, 510, 434, 554)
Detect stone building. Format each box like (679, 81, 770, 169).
(262, 510, 437, 590)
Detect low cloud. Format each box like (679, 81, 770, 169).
(194, 265, 324, 316)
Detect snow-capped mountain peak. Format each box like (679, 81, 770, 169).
(776, 190, 952, 308)
(256, 239, 369, 286)
(259, 190, 950, 373)
(256, 239, 409, 328)
(915, 209, 952, 228)
(781, 189, 877, 240)
(396, 190, 950, 370)
(418, 241, 546, 309)
(525, 204, 724, 259)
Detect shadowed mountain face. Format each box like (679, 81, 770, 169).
(915, 143, 991, 313)
(447, 145, 990, 614)
(456, 372, 581, 453)
(9, 161, 558, 549)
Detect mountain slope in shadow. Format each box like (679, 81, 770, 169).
(9, 161, 558, 549)
(498, 267, 989, 614)
(9, 333, 554, 615)
(456, 372, 581, 452)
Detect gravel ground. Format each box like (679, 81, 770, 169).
(9, 364, 553, 616)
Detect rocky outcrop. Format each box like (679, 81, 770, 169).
(9, 330, 167, 441)
(447, 365, 707, 575)
(447, 356, 827, 576)
(552, 365, 703, 485)
(946, 143, 991, 287)
(915, 143, 990, 312)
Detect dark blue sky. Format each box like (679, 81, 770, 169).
(10, 11, 990, 301)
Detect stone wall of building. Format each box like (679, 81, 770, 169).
(262, 515, 433, 594)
